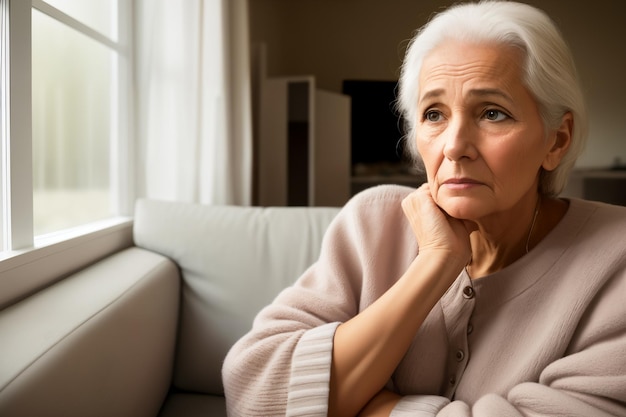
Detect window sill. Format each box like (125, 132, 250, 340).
(0, 218, 134, 309)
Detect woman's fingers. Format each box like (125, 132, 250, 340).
(402, 184, 473, 264)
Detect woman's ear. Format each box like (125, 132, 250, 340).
(542, 112, 573, 172)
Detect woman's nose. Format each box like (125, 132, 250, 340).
(442, 118, 478, 161)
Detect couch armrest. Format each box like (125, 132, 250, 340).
(0, 247, 180, 417)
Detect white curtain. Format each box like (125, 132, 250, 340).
(135, 0, 252, 205)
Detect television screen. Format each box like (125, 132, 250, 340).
(342, 80, 407, 166)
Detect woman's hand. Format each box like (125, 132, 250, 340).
(401, 183, 475, 269)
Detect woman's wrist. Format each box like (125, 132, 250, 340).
(414, 248, 468, 279)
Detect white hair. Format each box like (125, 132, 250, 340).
(397, 0, 588, 196)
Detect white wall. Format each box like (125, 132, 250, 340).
(250, 0, 626, 169)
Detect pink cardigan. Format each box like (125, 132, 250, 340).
(223, 185, 626, 416)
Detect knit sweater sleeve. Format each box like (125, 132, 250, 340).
(390, 265, 626, 417)
(222, 186, 415, 416)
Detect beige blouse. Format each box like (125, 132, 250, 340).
(223, 185, 626, 416)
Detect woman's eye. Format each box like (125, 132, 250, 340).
(483, 109, 509, 121)
(424, 110, 442, 122)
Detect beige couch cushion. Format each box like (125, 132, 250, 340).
(0, 247, 179, 417)
(133, 199, 339, 396)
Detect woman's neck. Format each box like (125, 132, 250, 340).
(466, 196, 568, 278)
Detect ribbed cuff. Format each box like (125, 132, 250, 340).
(391, 395, 451, 416)
(286, 322, 340, 417)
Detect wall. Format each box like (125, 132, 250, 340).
(249, 0, 626, 169)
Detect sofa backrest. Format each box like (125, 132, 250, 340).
(133, 199, 340, 396)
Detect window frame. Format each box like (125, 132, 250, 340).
(0, 0, 135, 308)
(2, 0, 33, 251)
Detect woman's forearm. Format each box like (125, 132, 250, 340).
(328, 250, 465, 417)
(358, 389, 402, 416)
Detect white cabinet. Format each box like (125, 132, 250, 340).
(256, 75, 351, 207)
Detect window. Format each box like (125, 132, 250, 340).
(1, 0, 132, 253)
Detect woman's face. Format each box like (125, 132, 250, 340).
(415, 40, 558, 221)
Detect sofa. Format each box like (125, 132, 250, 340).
(0, 198, 340, 417)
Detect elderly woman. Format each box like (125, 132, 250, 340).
(223, 1, 626, 416)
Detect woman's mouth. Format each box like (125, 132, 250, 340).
(442, 178, 484, 190)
